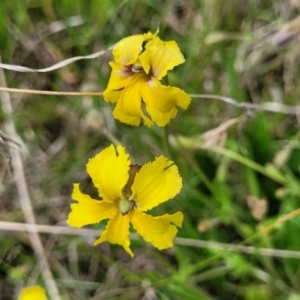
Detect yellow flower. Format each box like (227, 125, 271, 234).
(18, 286, 48, 300)
(67, 144, 183, 257)
(103, 31, 191, 127)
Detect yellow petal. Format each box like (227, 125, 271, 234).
(139, 48, 151, 74)
(112, 74, 153, 126)
(142, 79, 191, 126)
(113, 31, 157, 66)
(118, 73, 144, 117)
(132, 156, 182, 211)
(143, 29, 159, 41)
(86, 145, 130, 203)
(131, 210, 183, 250)
(113, 34, 145, 66)
(67, 183, 118, 228)
(113, 98, 142, 126)
(139, 30, 160, 74)
(139, 37, 185, 80)
(113, 102, 154, 127)
(94, 212, 133, 257)
(103, 89, 121, 103)
(18, 286, 48, 300)
(104, 62, 132, 93)
(146, 106, 177, 127)
(143, 78, 191, 112)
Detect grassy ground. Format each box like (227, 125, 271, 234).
(1, 0, 300, 299)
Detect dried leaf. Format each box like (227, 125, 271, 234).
(202, 115, 244, 149)
(246, 195, 268, 221)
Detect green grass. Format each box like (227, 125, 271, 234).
(1, 0, 300, 299)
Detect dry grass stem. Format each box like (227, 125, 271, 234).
(0, 59, 61, 300)
(0, 87, 299, 117)
(0, 87, 103, 97)
(191, 94, 300, 115)
(0, 48, 112, 73)
(1, 221, 300, 259)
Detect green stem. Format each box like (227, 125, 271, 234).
(182, 151, 218, 198)
(211, 146, 287, 185)
(163, 125, 171, 158)
(161, 74, 171, 157)
(186, 209, 300, 275)
(243, 207, 300, 245)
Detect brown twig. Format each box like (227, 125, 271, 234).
(0, 87, 103, 97)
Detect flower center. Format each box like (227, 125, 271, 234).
(131, 61, 143, 73)
(119, 198, 136, 215)
(119, 164, 141, 215)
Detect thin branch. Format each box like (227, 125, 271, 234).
(0, 60, 61, 300)
(0, 88, 299, 117)
(1, 221, 300, 259)
(0, 87, 103, 97)
(190, 94, 300, 115)
(0, 48, 112, 73)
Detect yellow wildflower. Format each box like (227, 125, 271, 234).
(67, 144, 183, 257)
(18, 285, 48, 300)
(103, 31, 191, 127)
